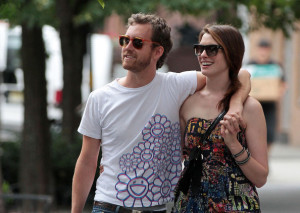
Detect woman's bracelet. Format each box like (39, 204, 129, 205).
(232, 146, 245, 158)
(235, 149, 251, 166)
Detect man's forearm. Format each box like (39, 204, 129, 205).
(71, 165, 95, 213)
(229, 69, 251, 112)
(196, 71, 206, 91)
(234, 69, 251, 103)
(71, 157, 98, 213)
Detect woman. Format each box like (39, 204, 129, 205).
(174, 24, 268, 212)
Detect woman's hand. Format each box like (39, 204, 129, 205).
(220, 113, 245, 148)
(99, 164, 104, 175)
(226, 104, 246, 129)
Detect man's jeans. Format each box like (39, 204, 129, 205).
(92, 204, 118, 213)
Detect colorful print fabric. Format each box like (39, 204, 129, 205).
(174, 117, 261, 213)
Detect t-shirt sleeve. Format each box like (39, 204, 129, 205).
(171, 71, 197, 105)
(78, 91, 102, 139)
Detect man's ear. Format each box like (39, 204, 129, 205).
(153, 45, 164, 60)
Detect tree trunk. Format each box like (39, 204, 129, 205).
(20, 23, 51, 210)
(56, 0, 89, 143)
(0, 159, 5, 212)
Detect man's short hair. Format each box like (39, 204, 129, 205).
(258, 39, 271, 47)
(127, 13, 173, 69)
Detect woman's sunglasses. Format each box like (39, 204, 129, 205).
(194, 44, 223, 57)
(119, 35, 160, 49)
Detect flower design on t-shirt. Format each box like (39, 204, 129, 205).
(152, 171, 179, 204)
(170, 122, 181, 143)
(167, 139, 182, 176)
(116, 168, 155, 207)
(119, 153, 139, 173)
(142, 114, 171, 143)
(154, 137, 172, 176)
(133, 141, 160, 170)
(115, 114, 182, 207)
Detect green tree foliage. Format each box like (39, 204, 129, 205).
(93, 0, 300, 36)
(0, 0, 56, 27)
(158, 0, 300, 36)
(245, 0, 300, 36)
(97, 0, 105, 8)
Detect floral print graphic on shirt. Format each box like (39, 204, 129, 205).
(115, 114, 181, 207)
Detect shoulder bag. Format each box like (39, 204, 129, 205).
(174, 110, 226, 202)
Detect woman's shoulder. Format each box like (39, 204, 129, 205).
(243, 96, 264, 117)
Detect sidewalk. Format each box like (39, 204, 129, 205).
(257, 142, 300, 213)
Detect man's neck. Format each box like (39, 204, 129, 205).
(118, 70, 156, 88)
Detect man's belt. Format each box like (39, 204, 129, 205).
(93, 201, 167, 213)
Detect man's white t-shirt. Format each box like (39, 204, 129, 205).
(78, 71, 197, 208)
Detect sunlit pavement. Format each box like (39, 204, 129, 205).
(258, 142, 300, 213)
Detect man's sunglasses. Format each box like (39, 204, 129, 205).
(119, 35, 160, 49)
(194, 44, 223, 57)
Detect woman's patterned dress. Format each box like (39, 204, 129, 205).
(174, 117, 261, 213)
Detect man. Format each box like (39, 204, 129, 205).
(72, 13, 251, 213)
(247, 39, 286, 152)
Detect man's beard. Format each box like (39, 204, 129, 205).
(122, 53, 152, 73)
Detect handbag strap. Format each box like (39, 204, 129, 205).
(200, 110, 227, 144)
(189, 110, 227, 161)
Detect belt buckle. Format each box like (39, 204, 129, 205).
(132, 210, 142, 213)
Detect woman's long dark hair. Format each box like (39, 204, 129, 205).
(199, 24, 245, 111)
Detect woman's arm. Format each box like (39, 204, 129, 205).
(221, 97, 268, 188)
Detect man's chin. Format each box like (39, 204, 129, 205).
(122, 63, 135, 71)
